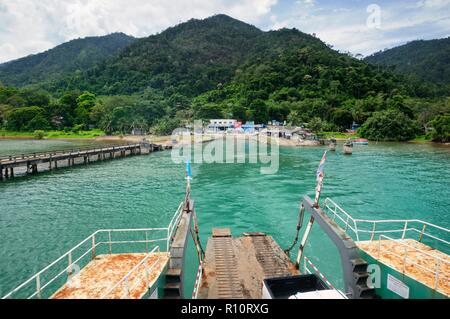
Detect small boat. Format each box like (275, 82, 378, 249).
(328, 138, 337, 151)
(343, 139, 353, 155)
(353, 138, 369, 145)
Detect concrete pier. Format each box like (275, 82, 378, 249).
(0, 142, 167, 181)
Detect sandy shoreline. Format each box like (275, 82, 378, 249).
(1, 134, 447, 148)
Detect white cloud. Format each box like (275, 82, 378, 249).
(0, 0, 278, 63)
(417, 0, 450, 8)
(268, 1, 450, 56)
(0, 0, 448, 63)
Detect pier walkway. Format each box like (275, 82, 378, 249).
(0, 142, 169, 180)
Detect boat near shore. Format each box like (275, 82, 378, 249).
(343, 139, 353, 155)
(353, 138, 369, 145)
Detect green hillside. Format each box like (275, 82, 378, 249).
(0, 33, 135, 87)
(365, 38, 450, 86)
(0, 14, 449, 142)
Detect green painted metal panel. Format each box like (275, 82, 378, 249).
(360, 250, 447, 299)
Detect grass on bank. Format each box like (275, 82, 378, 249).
(319, 131, 359, 139)
(0, 129, 106, 139)
(412, 134, 433, 143)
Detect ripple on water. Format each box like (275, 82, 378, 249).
(0, 140, 449, 294)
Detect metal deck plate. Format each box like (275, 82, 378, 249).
(198, 229, 299, 299)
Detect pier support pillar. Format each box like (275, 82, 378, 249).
(5, 167, 9, 178)
(54, 161, 58, 169)
(0, 165, 3, 181)
(10, 167, 14, 178)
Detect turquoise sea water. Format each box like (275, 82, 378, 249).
(0, 140, 449, 296)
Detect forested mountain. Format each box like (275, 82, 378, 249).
(0, 33, 135, 87)
(63, 14, 400, 99)
(67, 14, 263, 96)
(0, 14, 449, 142)
(365, 37, 450, 86)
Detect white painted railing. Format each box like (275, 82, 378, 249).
(191, 261, 203, 299)
(101, 246, 161, 299)
(323, 198, 450, 247)
(377, 234, 449, 293)
(303, 256, 348, 298)
(2, 202, 183, 299)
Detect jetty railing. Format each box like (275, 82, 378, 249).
(0, 143, 132, 162)
(2, 202, 183, 299)
(100, 246, 162, 299)
(323, 198, 450, 250)
(377, 234, 449, 293)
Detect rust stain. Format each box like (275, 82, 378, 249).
(357, 239, 449, 296)
(51, 252, 169, 299)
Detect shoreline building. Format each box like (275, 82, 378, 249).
(207, 119, 237, 133)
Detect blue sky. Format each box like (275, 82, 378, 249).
(0, 0, 449, 63)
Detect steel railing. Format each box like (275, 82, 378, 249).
(302, 256, 348, 298)
(2, 202, 183, 299)
(376, 234, 449, 293)
(323, 198, 450, 247)
(192, 261, 203, 299)
(100, 246, 162, 299)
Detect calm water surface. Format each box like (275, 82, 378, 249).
(0, 139, 449, 296)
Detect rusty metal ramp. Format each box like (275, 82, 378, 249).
(197, 229, 299, 299)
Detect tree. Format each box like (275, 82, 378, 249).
(430, 115, 450, 143)
(152, 116, 182, 135)
(193, 102, 224, 120)
(330, 108, 353, 131)
(6, 106, 45, 131)
(359, 109, 420, 141)
(75, 92, 96, 125)
(27, 113, 50, 131)
(248, 99, 269, 124)
(308, 117, 323, 132)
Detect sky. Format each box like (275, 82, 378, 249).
(0, 0, 449, 63)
